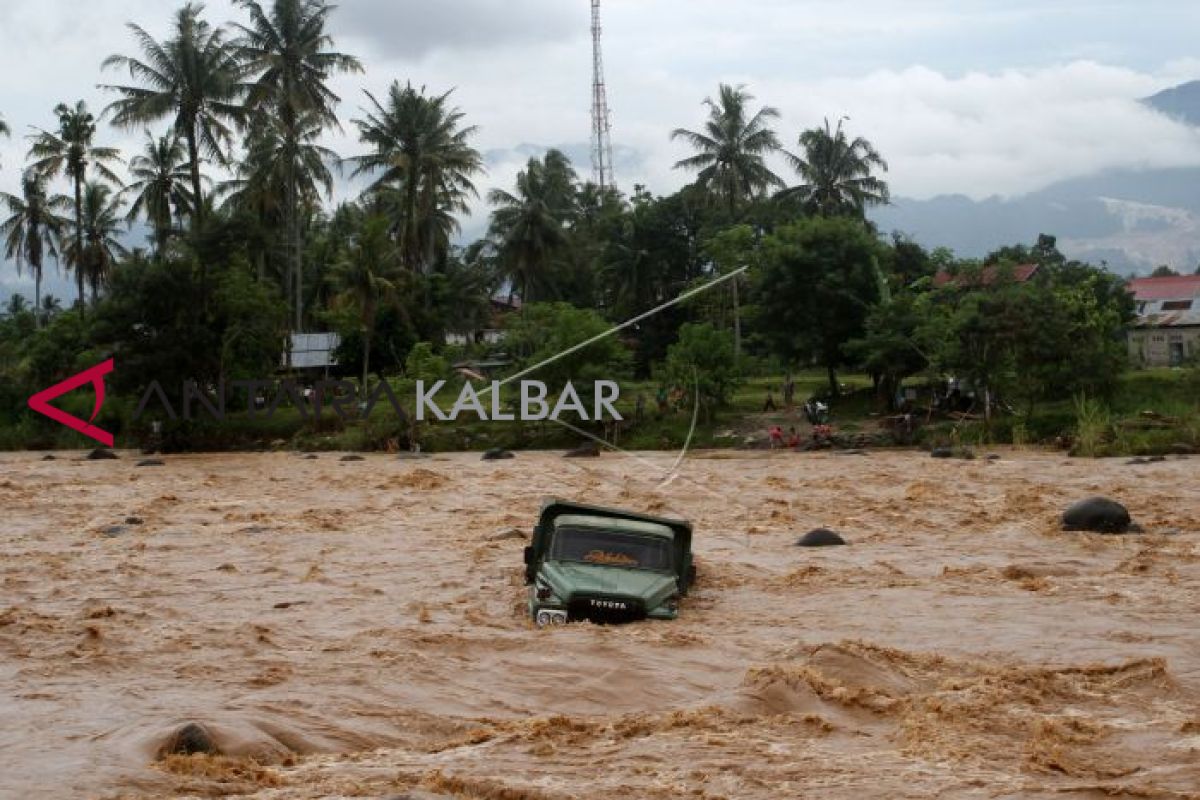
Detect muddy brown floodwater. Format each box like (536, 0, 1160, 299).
(1, 449, 1198, 799)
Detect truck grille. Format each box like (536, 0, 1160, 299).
(567, 594, 647, 625)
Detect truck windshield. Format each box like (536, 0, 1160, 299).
(549, 526, 673, 571)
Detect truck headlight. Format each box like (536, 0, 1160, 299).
(535, 609, 568, 627)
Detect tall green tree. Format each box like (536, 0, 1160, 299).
(64, 182, 128, 306)
(348, 82, 483, 273)
(27, 100, 123, 310)
(757, 216, 883, 396)
(332, 215, 401, 388)
(234, 0, 362, 330)
(0, 171, 70, 325)
(101, 2, 244, 225)
(670, 83, 783, 214)
(487, 151, 578, 304)
(225, 112, 336, 306)
(121, 132, 195, 257)
(782, 117, 889, 217)
(0, 114, 9, 167)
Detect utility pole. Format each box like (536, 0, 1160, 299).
(590, 0, 616, 191)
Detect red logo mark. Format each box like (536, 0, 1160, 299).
(27, 358, 115, 447)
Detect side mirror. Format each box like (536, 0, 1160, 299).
(523, 546, 533, 565)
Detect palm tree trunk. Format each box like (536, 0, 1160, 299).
(289, 175, 302, 331)
(34, 267, 42, 329)
(73, 178, 85, 314)
(361, 328, 371, 391)
(731, 273, 741, 371)
(185, 125, 209, 310)
(186, 128, 204, 226)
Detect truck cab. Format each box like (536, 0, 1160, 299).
(524, 500, 695, 626)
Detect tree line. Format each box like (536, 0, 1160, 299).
(0, 0, 1138, 441)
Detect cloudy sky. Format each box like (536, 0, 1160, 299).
(2, 0, 1200, 298)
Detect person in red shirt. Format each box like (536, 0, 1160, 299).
(768, 425, 783, 448)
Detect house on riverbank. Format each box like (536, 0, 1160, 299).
(1127, 275, 1200, 367)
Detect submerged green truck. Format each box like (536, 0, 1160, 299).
(524, 500, 696, 626)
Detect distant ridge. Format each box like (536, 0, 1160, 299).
(1143, 80, 1200, 126)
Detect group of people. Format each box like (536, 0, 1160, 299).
(767, 422, 834, 450)
(761, 374, 836, 450)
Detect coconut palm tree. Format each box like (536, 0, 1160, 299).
(782, 117, 890, 217)
(27, 100, 123, 311)
(0, 171, 70, 325)
(671, 83, 783, 214)
(41, 295, 63, 319)
(487, 151, 576, 304)
(121, 132, 195, 256)
(101, 2, 244, 226)
(0, 114, 9, 168)
(331, 214, 401, 389)
(64, 182, 128, 305)
(233, 111, 338, 327)
(233, 0, 362, 329)
(347, 81, 483, 273)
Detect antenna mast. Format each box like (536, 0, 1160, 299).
(590, 0, 615, 191)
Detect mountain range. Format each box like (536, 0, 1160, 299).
(870, 80, 1200, 274)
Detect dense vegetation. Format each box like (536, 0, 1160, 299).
(0, 0, 1192, 454)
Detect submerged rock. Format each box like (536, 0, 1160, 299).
(135, 458, 165, 467)
(339, 454, 364, 462)
(482, 448, 515, 461)
(931, 446, 973, 460)
(159, 722, 220, 758)
(1062, 497, 1133, 534)
(564, 442, 601, 458)
(396, 452, 430, 460)
(302, 454, 318, 460)
(41, 454, 56, 461)
(86, 448, 118, 460)
(796, 528, 847, 547)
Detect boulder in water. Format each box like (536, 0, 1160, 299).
(159, 722, 220, 758)
(339, 454, 364, 462)
(482, 448, 515, 461)
(1062, 497, 1133, 534)
(564, 442, 601, 458)
(136, 458, 165, 467)
(41, 454, 56, 461)
(86, 448, 118, 460)
(796, 528, 847, 547)
(302, 454, 318, 460)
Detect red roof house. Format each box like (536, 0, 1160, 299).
(932, 263, 1040, 288)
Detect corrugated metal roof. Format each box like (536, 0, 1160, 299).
(1133, 310, 1200, 328)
